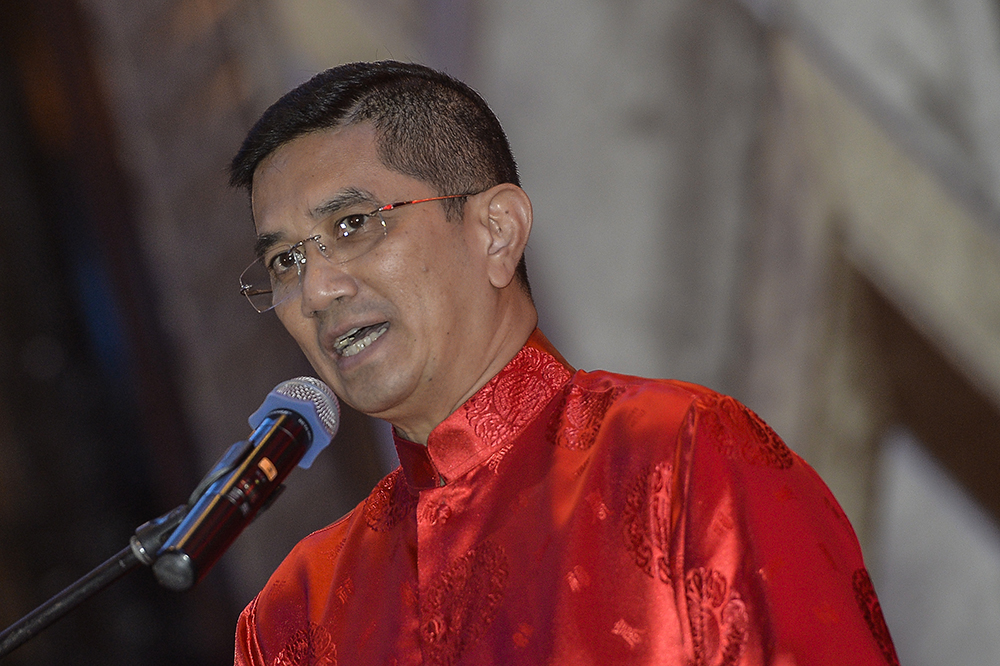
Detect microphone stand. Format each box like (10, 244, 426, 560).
(0, 437, 256, 658)
(0, 504, 188, 659)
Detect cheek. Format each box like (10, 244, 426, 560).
(373, 225, 479, 320)
(371, 242, 441, 307)
(276, 311, 316, 351)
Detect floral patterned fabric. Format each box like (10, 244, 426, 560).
(235, 330, 897, 665)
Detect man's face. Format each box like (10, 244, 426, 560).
(250, 124, 501, 439)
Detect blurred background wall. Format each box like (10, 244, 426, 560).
(0, 0, 997, 663)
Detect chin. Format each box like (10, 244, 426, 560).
(338, 380, 411, 421)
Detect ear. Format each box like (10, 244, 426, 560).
(479, 184, 532, 289)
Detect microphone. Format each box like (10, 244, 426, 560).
(152, 377, 340, 591)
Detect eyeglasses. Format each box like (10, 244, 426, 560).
(239, 193, 476, 313)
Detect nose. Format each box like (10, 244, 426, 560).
(297, 244, 358, 315)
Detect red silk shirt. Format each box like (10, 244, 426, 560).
(235, 330, 898, 665)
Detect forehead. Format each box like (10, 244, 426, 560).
(250, 123, 392, 232)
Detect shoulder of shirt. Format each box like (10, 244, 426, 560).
(279, 496, 364, 562)
(570, 368, 720, 403)
(562, 369, 775, 442)
(550, 369, 724, 441)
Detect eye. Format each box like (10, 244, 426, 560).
(332, 213, 375, 238)
(265, 247, 303, 281)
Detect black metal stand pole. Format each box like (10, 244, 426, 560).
(0, 545, 138, 658)
(0, 505, 187, 659)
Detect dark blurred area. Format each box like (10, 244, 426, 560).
(0, 0, 235, 663)
(0, 1, 386, 663)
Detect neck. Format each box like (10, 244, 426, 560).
(392, 297, 538, 445)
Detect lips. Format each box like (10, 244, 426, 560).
(332, 322, 389, 357)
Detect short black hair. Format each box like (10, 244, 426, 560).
(230, 61, 529, 293)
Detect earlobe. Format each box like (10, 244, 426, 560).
(482, 184, 532, 288)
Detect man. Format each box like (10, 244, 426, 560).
(229, 61, 898, 665)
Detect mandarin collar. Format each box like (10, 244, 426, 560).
(392, 330, 573, 490)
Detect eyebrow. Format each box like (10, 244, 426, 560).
(252, 187, 381, 259)
(253, 231, 285, 260)
(309, 187, 380, 219)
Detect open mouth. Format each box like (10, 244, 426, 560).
(333, 322, 389, 357)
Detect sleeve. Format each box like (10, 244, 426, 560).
(673, 392, 899, 665)
(234, 595, 265, 666)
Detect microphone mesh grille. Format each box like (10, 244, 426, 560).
(274, 376, 340, 436)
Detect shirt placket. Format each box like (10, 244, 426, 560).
(414, 479, 464, 661)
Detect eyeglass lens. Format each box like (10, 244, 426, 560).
(240, 212, 388, 312)
(239, 193, 476, 313)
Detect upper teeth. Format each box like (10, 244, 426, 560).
(334, 323, 388, 357)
